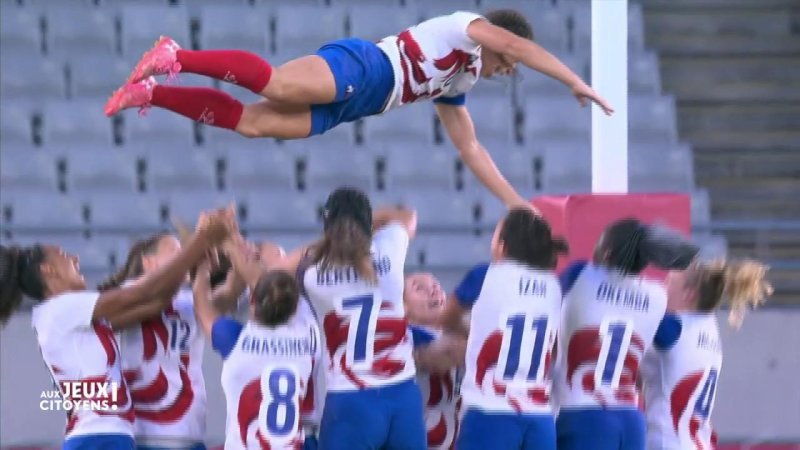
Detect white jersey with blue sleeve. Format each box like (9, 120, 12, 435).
(303, 222, 416, 391)
(554, 262, 668, 410)
(641, 313, 722, 450)
(115, 289, 206, 445)
(411, 326, 462, 450)
(377, 12, 484, 111)
(215, 309, 321, 450)
(31, 291, 134, 439)
(458, 261, 562, 414)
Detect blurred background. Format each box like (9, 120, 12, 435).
(1, 0, 798, 448)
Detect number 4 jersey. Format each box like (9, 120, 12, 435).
(554, 262, 668, 410)
(457, 261, 562, 414)
(641, 313, 722, 450)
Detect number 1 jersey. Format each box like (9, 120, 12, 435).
(554, 263, 667, 410)
(302, 223, 416, 391)
(457, 261, 562, 414)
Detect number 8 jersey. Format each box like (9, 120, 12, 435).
(303, 223, 416, 391)
(554, 262, 668, 409)
(458, 261, 562, 414)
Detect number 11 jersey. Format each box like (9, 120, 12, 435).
(302, 223, 416, 391)
(457, 261, 562, 414)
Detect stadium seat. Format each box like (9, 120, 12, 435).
(0, 57, 67, 110)
(629, 51, 662, 95)
(0, 151, 59, 193)
(692, 189, 712, 228)
(305, 148, 377, 192)
(629, 95, 679, 144)
(0, 7, 42, 57)
(397, 190, 475, 230)
(693, 233, 728, 260)
(163, 189, 238, 225)
(45, 7, 116, 60)
(121, 5, 191, 57)
(142, 148, 217, 191)
(85, 192, 162, 230)
(420, 233, 489, 268)
(384, 144, 457, 191)
(349, 5, 419, 42)
(517, 53, 587, 96)
(539, 139, 592, 194)
(566, 0, 645, 52)
(416, 0, 478, 20)
(333, 0, 402, 6)
(224, 147, 297, 194)
(246, 232, 315, 253)
(467, 97, 517, 145)
(629, 142, 694, 192)
(524, 95, 591, 144)
(183, 0, 250, 19)
(476, 194, 506, 229)
(463, 150, 535, 194)
(65, 147, 138, 195)
(122, 107, 196, 147)
(243, 192, 320, 230)
(362, 106, 436, 145)
(469, 78, 513, 100)
(253, 0, 324, 7)
(198, 6, 269, 54)
(304, 122, 357, 147)
(0, 106, 33, 146)
(274, 5, 346, 55)
(69, 56, 134, 100)
(5, 192, 84, 231)
(41, 100, 114, 146)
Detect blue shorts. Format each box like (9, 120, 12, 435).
(318, 379, 427, 450)
(63, 434, 135, 450)
(310, 38, 395, 136)
(137, 444, 206, 450)
(456, 408, 556, 450)
(557, 408, 646, 450)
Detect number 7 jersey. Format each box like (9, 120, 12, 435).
(302, 223, 416, 391)
(458, 261, 562, 414)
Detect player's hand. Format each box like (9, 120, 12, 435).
(196, 208, 236, 246)
(571, 82, 614, 116)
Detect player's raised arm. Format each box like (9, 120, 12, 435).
(467, 16, 614, 115)
(436, 102, 537, 212)
(373, 206, 418, 239)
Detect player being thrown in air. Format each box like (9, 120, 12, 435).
(105, 9, 613, 208)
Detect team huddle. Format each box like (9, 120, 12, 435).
(0, 187, 773, 450)
(0, 5, 775, 450)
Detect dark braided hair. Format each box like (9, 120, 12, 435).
(485, 9, 534, 41)
(98, 233, 170, 291)
(252, 270, 299, 327)
(0, 245, 47, 323)
(499, 208, 568, 270)
(309, 187, 376, 283)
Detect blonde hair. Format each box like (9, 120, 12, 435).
(690, 259, 773, 328)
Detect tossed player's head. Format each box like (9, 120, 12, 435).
(311, 187, 376, 283)
(595, 219, 699, 275)
(250, 270, 300, 327)
(98, 232, 179, 291)
(480, 9, 533, 78)
(0, 244, 85, 322)
(404, 272, 446, 327)
(666, 259, 772, 328)
(491, 208, 568, 270)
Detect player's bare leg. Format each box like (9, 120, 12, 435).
(236, 101, 312, 140)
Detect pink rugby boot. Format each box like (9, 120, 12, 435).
(127, 36, 182, 84)
(104, 76, 157, 117)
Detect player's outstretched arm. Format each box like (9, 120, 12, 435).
(435, 103, 538, 212)
(373, 207, 418, 239)
(467, 19, 614, 115)
(192, 260, 223, 338)
(94, 210, 232, 329)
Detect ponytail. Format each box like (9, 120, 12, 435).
(691, 259, 772, 328)
(499, 208, 568, 270)
(0, 245, 46, 323)
(310, 218, 377, 283)
(98, 233, 169, 291)
(598, 219, 698, 275)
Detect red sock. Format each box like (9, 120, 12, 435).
(151, 86, 244, 130)
(176, 50, 272, 93)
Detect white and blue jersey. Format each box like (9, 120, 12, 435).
(411, 326, 462, 450)
(641, 313, 722, 450)
(555, 261, 678, 450)
(212, 308, 320, 450)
